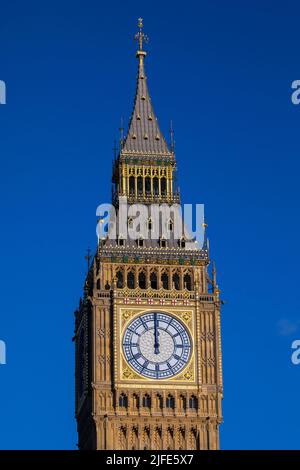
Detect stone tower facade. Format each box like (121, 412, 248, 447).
(74, 19, 223, 450)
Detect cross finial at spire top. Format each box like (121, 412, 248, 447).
(134, 17, 149, 60)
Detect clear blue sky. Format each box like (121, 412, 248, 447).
(0, 0, 300, 450)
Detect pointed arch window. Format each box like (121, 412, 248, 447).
(150, 271, 158, 289)
(184, 273, 192, 291)
(129, 176, 135, 195)
(137, 176, 143, 195)
(160, 237, 167, 248)
(161, 177, 167, 195)
(145, 177, 151, 194)
(172, 273, 180, 290)
(127, 271, 135, 289)
(143, 394, 151, 408)
(168, 219, 173, 231)
(161, 272, 169, 290)
(119, 393, 128, 408)
(137, 237, 144, 248)
(117, 236, 124, 247)
(166, 394, 175, 409)
(116, 270, 124, 289)
(189, 395, 198, 410)
(180, 237, 186, 249)
(153, 177, 159, 195)
(138, 271, 146, 289)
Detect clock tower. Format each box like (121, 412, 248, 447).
(74, 19, 223, 450)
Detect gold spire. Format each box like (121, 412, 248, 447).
(134, 17, 149, 62)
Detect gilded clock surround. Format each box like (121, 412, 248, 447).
(74, 19, 223, 451)
(118, 307, 195, 384)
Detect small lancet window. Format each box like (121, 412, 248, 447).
(155, 134, 160, 140)
(137, 114, 141, 120)
(132, 133, 136, 139)
(127, 271, 135, 289)
(116, 270, 124, 289)
(119, 394, 128, 408)
(139, 271, 146, 289)
(143, 394, 151, 408)
(160, 237, 167, 248)
(138, 237, 144, 248)
(168, 219, 173, 231)
(144, 134, 148, 140)
(148, 114, 153, 120)
(189, 396, 198, 410)
(141, 95, 146, 100)
(184, 273, 192, 291)
(180, 237, 186, 249)
(150, 272, 158, 290)
(161, 272, 169, 290)
(117, 237, 124, 247)
(166, 395, 175, 409)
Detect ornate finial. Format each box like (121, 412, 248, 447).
(85, 247, 92, 272)
(170, 120, 175, 152)
(135, 17, 149, 59)
(119, 117, 124, 149)
(113, 139, 117, 160)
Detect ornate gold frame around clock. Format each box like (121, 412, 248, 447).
(115, 305, 197, 386)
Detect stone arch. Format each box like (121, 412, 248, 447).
(119, 393, 128, 408)
(116, 269, 124, 288)
(142, 393, 151, 408)
(150, 271, 158, 289)
(161, 177, 167, 195)
(127, 270, 135, 289)
(189, 394, 198, 410)
(129, 176, 135, 195)
(153, 177, 159, 195)
(132, 393, 139, 410)
(166, 394, 175, 409)
(155, 393, 163, 410)
(172, 272, 180, 290)
(137, 175, 143, 194)
(145, 176, 151, 194)
(183, 272, 192, 291)
(138, 270, 146, 289)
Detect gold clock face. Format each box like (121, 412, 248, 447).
(122, 311, 191, 379)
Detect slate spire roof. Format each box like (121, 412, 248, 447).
(122, 21, 172, 157)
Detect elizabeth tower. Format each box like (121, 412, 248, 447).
(74, 19, 223, 450)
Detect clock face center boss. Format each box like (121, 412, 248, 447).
(122, 312, 192, 379)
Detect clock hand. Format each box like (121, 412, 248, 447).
(154, 313, 160, 355)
